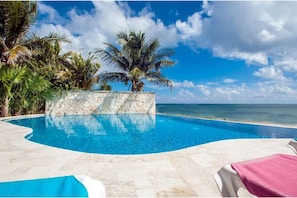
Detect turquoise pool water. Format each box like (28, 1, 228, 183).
(8, 114, 297, 154)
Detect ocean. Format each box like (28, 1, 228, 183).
(156, 104, 297, 126)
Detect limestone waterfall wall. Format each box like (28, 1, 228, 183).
(45, 91, 155, 115)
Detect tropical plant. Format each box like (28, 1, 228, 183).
(0, 1, 103, 117)
(0, 1, 37, 66)
(11, 72, 54, 115)
(0, 1, 69, 116)
(0, 64, 26, 116)
(25, 34, 100, 91)
(100, 81, 112, 91)
(65, 52, 101, 90)
(24, 32, 70, 65)
(97, 31, 175, 92)
(23, 32, 73, 92)
(0, 63, 54, 116)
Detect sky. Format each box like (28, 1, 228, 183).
(31, 1, 297, 104)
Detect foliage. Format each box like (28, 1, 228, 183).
(97, 31, 175, 92)
(24, 32, 73, 92)
(11, 71, 54, 115)
(0, 1, 37, 66)
(64, 52, 101, 90)
(0, 64, 53, 116)
(0, 1, 101, 117)
(25, 33, 100, 91)
(100, 81, 112, 91)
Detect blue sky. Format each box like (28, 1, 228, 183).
(32, 1, 297, 104)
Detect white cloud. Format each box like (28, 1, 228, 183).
(33, 1, 181, 59)
(37, 3, 63, 23)
(258, 29, 275, 42)
(138, 3, 154, 18)
(178, 89, 195, 98)
(253, 66, 287, 81)
(157, 79, 297, 104)
(34, 1, 297, 69)
(212, 47, 269, 65)
(176, 13, 202, 41)
(202, 0, 212, 16)
(258, 82, 295, 95)
(192, 1, 297, 68)
(215, 87, 241, 98)
(274, 57, 297, 72)
(223, 78, 237, 84)
(197, 84, 210, 96)
(172, 80, 195, 88)
(91, 1, 130, 38)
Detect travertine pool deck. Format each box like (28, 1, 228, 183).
(0, 119, 295, 197)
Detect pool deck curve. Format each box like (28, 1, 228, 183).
(0, 118, 296, 197)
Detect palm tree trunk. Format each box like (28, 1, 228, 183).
(1, 96, 10, 117)
(131, 81, 137, 92)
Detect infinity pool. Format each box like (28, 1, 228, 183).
(8, 114, 297, 154)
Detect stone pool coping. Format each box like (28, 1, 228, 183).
(0, 115, 295, 197)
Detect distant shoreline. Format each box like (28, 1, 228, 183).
(156, 112, 297, 129)
(156, 103, 297, 129)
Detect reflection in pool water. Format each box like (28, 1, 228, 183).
(45, 114, 156, 136)
(8, 114, 297, 154)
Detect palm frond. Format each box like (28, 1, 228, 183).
(0, 36, 8, 51)
(155, 60, 175, 70)
(147, 75, 172, 87)
(100, 72, 128, 83)
(145, 38, 159, 56)
(97, 31, 175, 92)
(24, 32, 70, 50)
(97, 43, 129, 71)
(2, 1, 37, 49)
(3, 44, 31, 65)
(128, 67, 145, 79)
(117, 31, 129, 46)
(155, 48, 175, 60)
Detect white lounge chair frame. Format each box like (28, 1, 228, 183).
(214, 165, 255, 197)
(288, 140, 297, 154)
(75, 175, 105, 198)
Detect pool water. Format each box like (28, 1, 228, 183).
(8, 114, 297, 154)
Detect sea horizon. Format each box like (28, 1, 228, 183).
(156, 104, 297, 127)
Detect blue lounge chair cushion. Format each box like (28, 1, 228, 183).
(0, 175, 88, 197)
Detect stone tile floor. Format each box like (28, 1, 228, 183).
(0, 120, 295, 197)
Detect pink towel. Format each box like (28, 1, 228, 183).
(231, 154, 297, 197)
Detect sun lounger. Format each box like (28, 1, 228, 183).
(0, 175, 105, 197)
(214, 154, 297, 197)
(214, 164, 254, 197)
(288, 140, 297, 154)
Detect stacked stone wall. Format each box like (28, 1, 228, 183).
(46, 91, 155, 115)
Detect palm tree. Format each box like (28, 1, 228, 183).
(100, 80, 112, 91)
(97, 31, 175, 92)
(0, 64, 26, 116)
(11, 72, 54, 115)
(25, 34, 100, 91)
(24, 33, 73, 92)
(0, 1, 71, 116)
(0, 63, 54, 116)
(24, 32, 70, 64)
(65, 52, 101, 90)
(0, 1, 37, 66)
